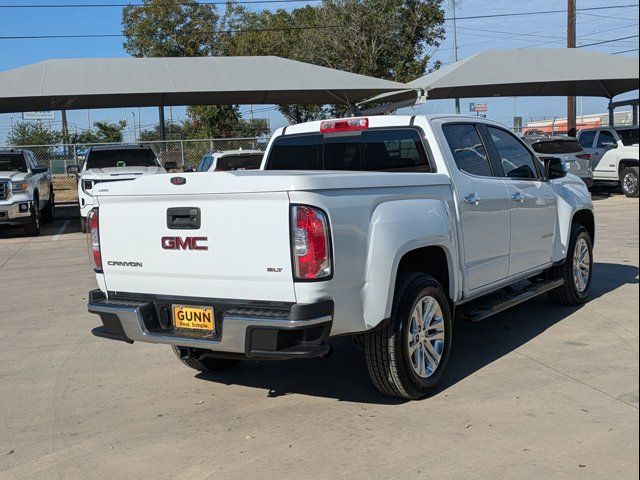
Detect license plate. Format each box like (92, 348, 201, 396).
(172, 305, 215, 332)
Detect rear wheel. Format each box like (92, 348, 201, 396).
(620, 166, 639, 198)
(24, 198, 41, 236)
(363, 273, 452, 400)
(549, 223, 593, 305)
(171, 346, 241, 372)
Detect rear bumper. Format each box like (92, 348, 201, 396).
(88, 290, 333, 359)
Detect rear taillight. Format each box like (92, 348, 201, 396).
(576, 153, 592, 160)
(291, 205, 332, 280)
(320, 117, 368, 134)
(87, 208, 102, 271)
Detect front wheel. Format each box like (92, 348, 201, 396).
(171, 346, 241, 372)
(621, 166, 639, 198)
(549, 224, 593, 305)
(23, 199, 41, 236)
(363, 273, 453, 400)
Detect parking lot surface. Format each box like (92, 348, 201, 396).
(0, 194, 638, 480)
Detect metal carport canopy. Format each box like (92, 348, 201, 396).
(360, 49, 640, 109)
(0, 56, 407, 114)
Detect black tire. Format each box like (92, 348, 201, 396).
(80, 217, 87, 234)
(549, 224, 593, 306)
(41, 190, 55, 223)
(171, 346, 241, 372)
(23, 198, 41, 236)
(363, 273, 453, 400)
(620, 166, 639, 198)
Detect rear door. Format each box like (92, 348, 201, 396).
(441, 123, 511, 291)
(98, 191, 296, 302)
(593, 130, 618, 179)
(485, 127, 557, 276)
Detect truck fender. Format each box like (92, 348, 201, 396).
(551, 177, 594, 262)
(361, 198, 458, 330)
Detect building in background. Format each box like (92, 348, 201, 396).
(524, 110, 636, 136)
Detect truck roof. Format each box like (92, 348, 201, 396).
(88, 144, 152, 151)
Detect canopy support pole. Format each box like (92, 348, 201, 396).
(158, 106, 166, 141)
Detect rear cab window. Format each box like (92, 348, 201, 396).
(531, 140, 583, 154)
(215, 154, 263, 171)
(265, 128, 431, 173)
(86, 148, 159, 169)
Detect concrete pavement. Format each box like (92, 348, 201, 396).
(0, 194, 638, 480)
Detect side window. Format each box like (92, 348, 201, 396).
(596, 130, 616, 148)
(362, 129, 430, 172)
(488, 127, 539, 180)
(578, 130, 596, 148)
(442, 124, 492, 177)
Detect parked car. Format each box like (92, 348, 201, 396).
(68, 144, 168, 232)
(577, 126, 639, 197)
(195, 149, 264, 172)
(0, 148, 54, 235)
(86, 115, 594, 400)
(522, 135, 593, 187)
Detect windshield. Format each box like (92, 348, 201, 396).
(531, 140, 583, 154)
(215, 154, 263, 171)
(0, 154, 28, 172)
(266, 128, 431, 172)
(85, 149, 158, 169)
(615, 128, 639, 146)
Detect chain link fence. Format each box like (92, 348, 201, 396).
(8, 137, 264, 205)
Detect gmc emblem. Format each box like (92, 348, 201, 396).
(161, 236, 209, 251)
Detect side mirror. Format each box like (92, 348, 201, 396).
(67, 165, 80, 176)
(164, 161, 178, 171)
(32, 166, 49, 174)
(545, 157, 567, 180)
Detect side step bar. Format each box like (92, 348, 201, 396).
(459, 278, 564, 323)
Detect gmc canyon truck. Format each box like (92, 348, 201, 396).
(87, 115, 594, 400)
(68, 144, 167, 233)
(1, 148, 55, 235)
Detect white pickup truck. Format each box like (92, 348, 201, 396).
(577, 126, 639, 197)
(68, 144, 167, 232)
(87, 115, 595, 399)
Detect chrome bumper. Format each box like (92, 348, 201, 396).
(0, 200, 32, 224)
(88, 290, 333, 359)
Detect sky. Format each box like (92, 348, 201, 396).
(0, 0, 638, 144)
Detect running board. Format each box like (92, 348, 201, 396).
(459, 278, 564, 323)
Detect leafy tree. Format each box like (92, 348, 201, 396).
(92, 120, 127, 143)
(8, 122, 61, 147)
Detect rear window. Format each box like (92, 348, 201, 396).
(215, 154, 263, 171)
(578, 130, 596, 148)
(616, 128, 639, 146)
(531, 140, 583, 154)
(85, 149, 158, 169)
(266, 129, 431, 172)
(0, 154, 27, 172)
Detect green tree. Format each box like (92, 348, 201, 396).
(92, 120, 127, 143)
(8, 121, 61, 147)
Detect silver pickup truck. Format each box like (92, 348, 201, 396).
(0, 148, 55, 235)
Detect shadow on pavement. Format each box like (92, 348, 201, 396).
(196, 262, 638, 404)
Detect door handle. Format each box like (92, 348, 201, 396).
(464, 193, 481, 206)
(167, 207, 201, 230)
(511, 192, 526, 203)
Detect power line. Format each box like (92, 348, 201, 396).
(576, 34, 639, 48)
(0, 0, 320, 7)
(612, 47, 640, 54)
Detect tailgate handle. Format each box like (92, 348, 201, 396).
(167, 207, 201, 230)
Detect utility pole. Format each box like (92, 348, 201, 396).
(567, 0, 577, 135)
(452, 0, 460, 114)
(158, 106, 166, 141)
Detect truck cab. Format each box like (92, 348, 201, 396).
(0, 148, 54, 235)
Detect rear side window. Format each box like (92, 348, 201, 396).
(488, 127, 539, 180)
(531, 140, 583, 154)
(596, 130, 616, 148)
(578, 130, 596, 148)
(442, 124, 492, 177)
(266, 129, 430, 172)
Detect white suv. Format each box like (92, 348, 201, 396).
(69, 145, 166, 232)
(194, 150, 263, 172)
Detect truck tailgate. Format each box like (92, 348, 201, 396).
(97, 192, 296, 302)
